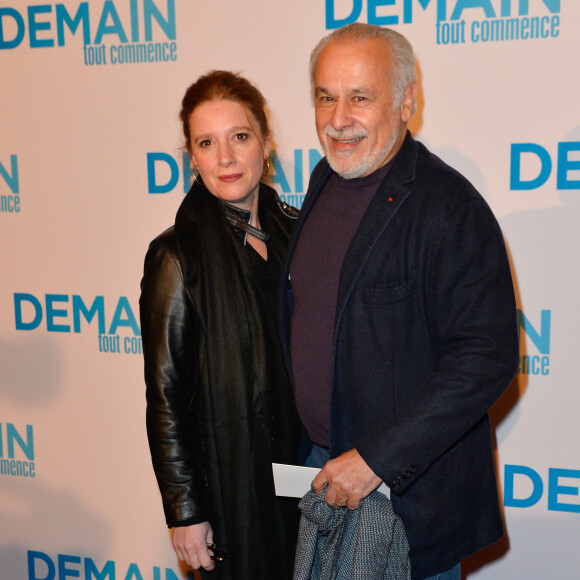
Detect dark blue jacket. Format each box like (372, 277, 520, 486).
(280, 133, 519, 579)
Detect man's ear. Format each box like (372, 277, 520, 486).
(401, 82, 417, 123)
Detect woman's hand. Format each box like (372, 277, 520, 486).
(172, 522, 215, 571)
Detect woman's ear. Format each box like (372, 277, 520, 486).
(189, 151, 197, 169)
(263, 133, 272, 159)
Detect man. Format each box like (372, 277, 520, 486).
(280, 23, 519, 580)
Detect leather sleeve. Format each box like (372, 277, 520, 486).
(139, 229, 208, 526)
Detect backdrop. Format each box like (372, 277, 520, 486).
(1, 1, 579, 578)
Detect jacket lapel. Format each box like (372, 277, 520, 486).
(334, 133, 419, 333)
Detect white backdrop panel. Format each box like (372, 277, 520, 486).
(1, 1, 579, 578)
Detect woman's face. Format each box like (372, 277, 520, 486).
(188, 99, 270, 210)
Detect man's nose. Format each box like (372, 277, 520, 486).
(329, 99, 353, 131)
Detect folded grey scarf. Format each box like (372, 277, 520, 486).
(293, 487, 411, 580)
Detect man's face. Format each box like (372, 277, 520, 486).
(313, 38, 415, 179)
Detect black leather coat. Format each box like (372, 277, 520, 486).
(140, 181, 300, 579)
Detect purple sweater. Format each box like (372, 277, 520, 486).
(290, 162, 392, 447)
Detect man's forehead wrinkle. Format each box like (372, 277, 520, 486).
(316, 54, 388, 93)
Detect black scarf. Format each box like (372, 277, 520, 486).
(174, 181, 300, 579)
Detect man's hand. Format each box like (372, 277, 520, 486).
(172, 522, 215, 571)
(312, 448, 382, 510)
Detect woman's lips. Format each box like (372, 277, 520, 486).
(218, 173, 243, 183)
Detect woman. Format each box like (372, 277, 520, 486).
(140, 71, 300, 579)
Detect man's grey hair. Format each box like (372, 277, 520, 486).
(309, 23, 417, 114)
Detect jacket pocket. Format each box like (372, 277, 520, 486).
(362, 278, 415, 305)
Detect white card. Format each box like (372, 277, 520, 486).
(272, 463, 390, 499)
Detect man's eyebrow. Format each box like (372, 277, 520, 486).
(314, 87, 373, 96)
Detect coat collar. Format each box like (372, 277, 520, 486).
(175, 181, 295, 304)
(288, 131, 419, 335)
(336, 132, 418, 323)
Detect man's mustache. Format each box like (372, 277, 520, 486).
(322, 126, 369, 141)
